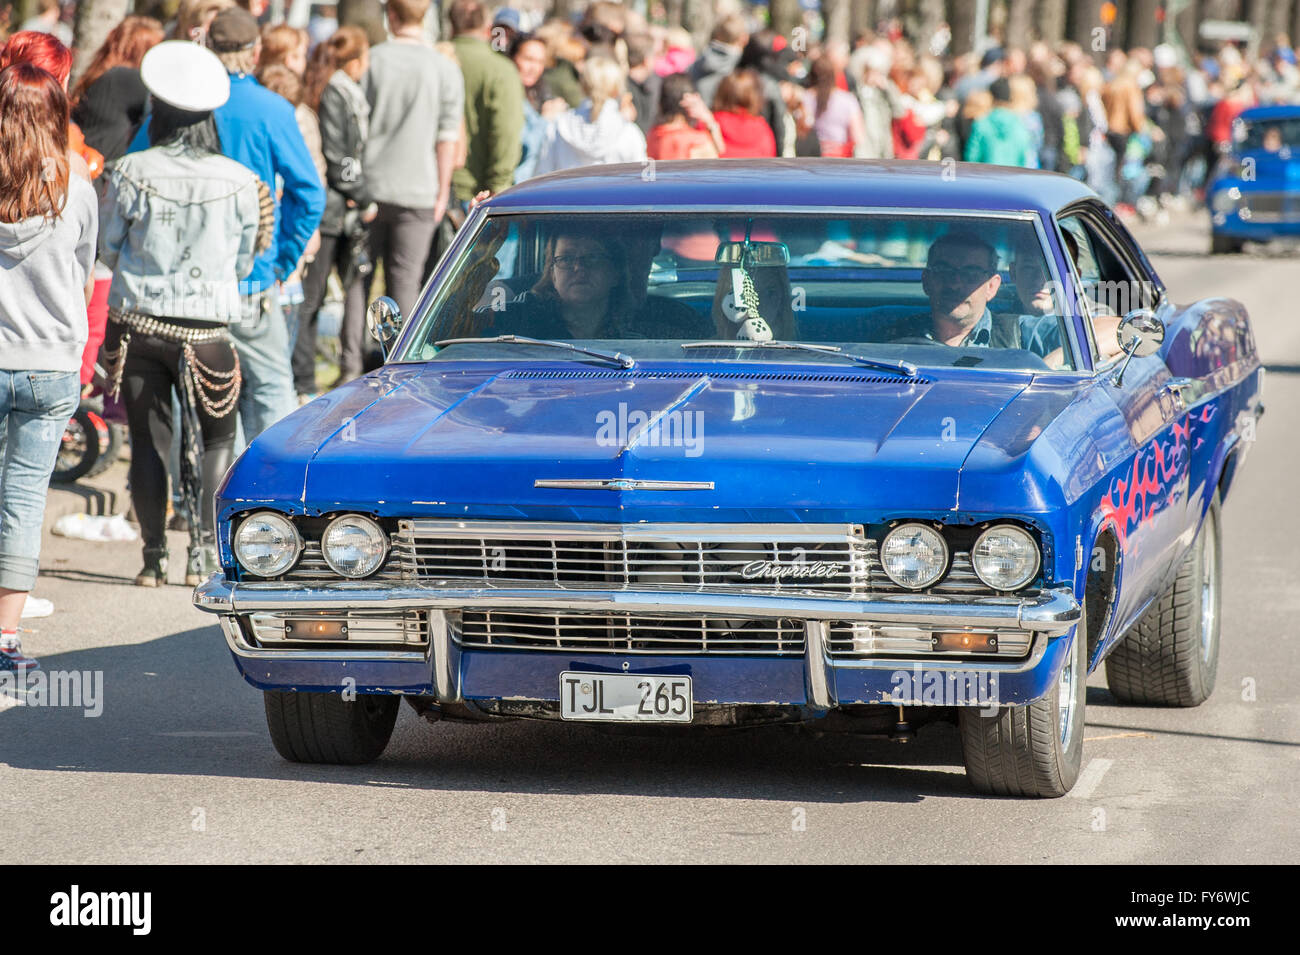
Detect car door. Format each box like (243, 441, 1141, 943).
(1057, 203, 1191, 630)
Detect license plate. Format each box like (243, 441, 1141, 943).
(560, 672, 692, 723)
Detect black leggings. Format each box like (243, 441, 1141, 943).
(296, 231, 368, 392)
(118, 329, 238, 552)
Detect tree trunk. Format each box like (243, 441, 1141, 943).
(823, 0, 851, 47)
(684, 0, 717, 50)
(769, 0, 803, 39)
(1035, 0, 1068, 43)
(1128, 0, 1163, 49)
(1266, 0, 1292, 43)
(1175, 0, 1202, 52)
(848, 0, 876, 43)
(1069, 0, 1106, 57)
(71, 0, 130, 87)
(949, 0, 977, 54)
(1006, 0, 1035, 47)
(663, 0, 685, 30)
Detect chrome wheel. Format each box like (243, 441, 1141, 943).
(1058, 642, 1078, 750)
(1200, 512, 1219, 663)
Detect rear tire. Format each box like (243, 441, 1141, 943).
(263, 690, 400, 764)
(84, 421, 125, 478)
(51, 408, 105, 484)
(1105, 495, 1221, 706)
(959, 602, 1087, 798)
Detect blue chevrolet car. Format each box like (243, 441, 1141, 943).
(1208, 104, 1300, 253)
(194, 160, 1263, 797)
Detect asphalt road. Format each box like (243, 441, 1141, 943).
(5, 211, 1297, 865)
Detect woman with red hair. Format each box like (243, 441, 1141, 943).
(2, 30, 109, 396)
(0, 63, 99, 672)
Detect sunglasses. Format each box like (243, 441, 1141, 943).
(927, 263, 996, 284)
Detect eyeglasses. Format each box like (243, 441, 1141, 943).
(554, 254, 613, 272)
(927, 264, 995, 284)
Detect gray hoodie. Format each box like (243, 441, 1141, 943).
(0, 176, 98, 373)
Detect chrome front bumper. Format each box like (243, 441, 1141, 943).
(193, 575, 1080, 632)
(195, 575, 1080, 709)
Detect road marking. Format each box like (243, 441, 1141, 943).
(1084, 732, 1152, 742)
(1068, 758, 1113, 799)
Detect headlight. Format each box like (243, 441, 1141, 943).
(321, 514, 388, 578)
(971, 524, 1041, 591)
(233, 511, 302, 577)
(1211, 186, 1242, 213)
(880, 523, 949, 590)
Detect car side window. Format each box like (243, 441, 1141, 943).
(1058, 209, 1146, 366)
(1056, 216, 1102, 363)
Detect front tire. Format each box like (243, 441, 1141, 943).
(959, 602, 1087, 798)
(263, 690, 400, 764)
(1105, 495, 1221, 706)
(1210, 233, 1243, 255)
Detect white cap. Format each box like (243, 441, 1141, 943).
(1153, 44, 1177, 69)
(140, 41, 230, 112)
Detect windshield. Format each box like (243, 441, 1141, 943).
(399, 212, 1077, 372)
(1237, 116, 1300, 152)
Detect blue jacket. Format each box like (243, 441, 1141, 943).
(130, 72, 325, 291)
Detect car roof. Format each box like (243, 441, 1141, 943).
(1238, 104, 1300, 122)
(486, 158, 1098, 216)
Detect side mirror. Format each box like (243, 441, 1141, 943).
(367, 296, 403, 358)
(1112, 308, 1166, 386)
(1116, 308, 1165, 357)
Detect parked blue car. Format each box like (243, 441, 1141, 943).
(1207, 103, 1300, 253)
(194, 160, 1263, 797)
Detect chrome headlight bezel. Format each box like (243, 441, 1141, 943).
(321, 513, 389, 579)
(879, 522, 950, 590)
(1211, 185, 1242, 213)
(970, 524, 1041, 592)
(233, 511, 303, 578)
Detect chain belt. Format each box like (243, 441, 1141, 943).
(107, 307, 230, 343)
(104, 307, 241, 419)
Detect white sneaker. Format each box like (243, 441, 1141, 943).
(20, 595, 53, 619)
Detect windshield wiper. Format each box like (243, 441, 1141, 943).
(434, 335, 636, 369)
(681, 340, 917, 377)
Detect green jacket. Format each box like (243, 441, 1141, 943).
(964, 107, 1035, 168)
(451, 35, 525, 201)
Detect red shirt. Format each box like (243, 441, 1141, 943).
(714, 110, 777, 158)
(647, 122, 715, 160)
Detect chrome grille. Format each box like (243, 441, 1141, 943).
(248, 611, 429, 647)
(394, 521, 870, 595)
(1241, 191, 1300, 222)
(455, 610, 806, 656)
(282, 542, 404, 582)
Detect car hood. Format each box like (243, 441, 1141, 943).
(227, 363, 1033, 522)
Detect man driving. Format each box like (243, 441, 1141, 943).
(882, 230, 1015, 347)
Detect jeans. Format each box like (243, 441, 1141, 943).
(229, 286, 296, 443)
(0, 369, 80, 591)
